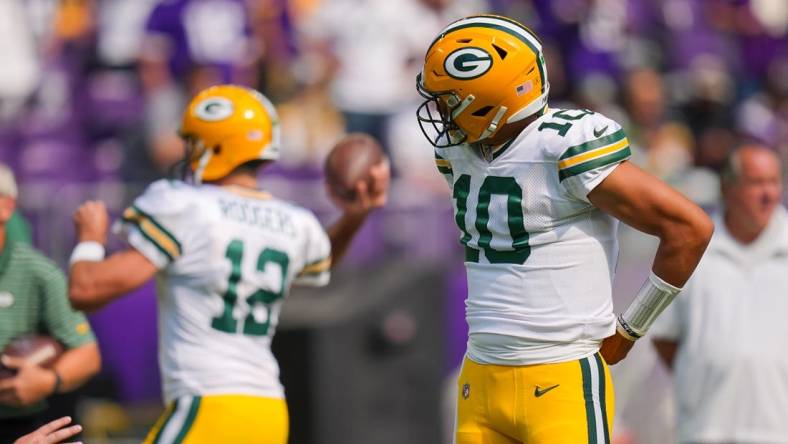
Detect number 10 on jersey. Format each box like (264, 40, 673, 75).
(453, 174, 530, 265)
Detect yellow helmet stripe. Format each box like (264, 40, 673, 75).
(432, 16, 547, 94)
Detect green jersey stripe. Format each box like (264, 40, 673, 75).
(464, 246, 480, 262)
(491, 137, 517, 160)
(580, 357, 598, 444)
(558, 147, 630, 181)
(437, 165, 453, 175)
(173, 396, 201, 444)
(131, 206, 183, 255)
(559, 129, 626, 161)
(594, 354, 611, 443)
(152, 399, 179, 444)
(122, 216, 177, 262)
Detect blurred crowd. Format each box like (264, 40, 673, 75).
(0, 0, 784, 210)
(0, 1, 785, 442)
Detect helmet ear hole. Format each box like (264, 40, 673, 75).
(492, 44, 508, 60)
(213, 145, 222, 155)
(472, 106, 495, 117)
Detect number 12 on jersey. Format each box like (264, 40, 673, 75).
(453, 174, 530, 265)
(212, 239, 288, 336)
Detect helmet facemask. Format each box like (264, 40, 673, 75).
(416, 73, 471, 148)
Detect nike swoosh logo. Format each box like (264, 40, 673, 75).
(534, 384, 560, 397)
(593, 126, 608, 138)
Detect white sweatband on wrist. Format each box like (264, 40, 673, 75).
(617, 271, 682, 340)
(69, 241, 106, 265)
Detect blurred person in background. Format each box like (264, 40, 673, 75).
(651, 145, 788, 444)
(0, 0, 41, 123)
(67, 85, 388, 443)
(418, 14, 712, 444)
(138, 0, 258, 173)
(0, 164, 100, 443)
(299, 0, 486, 155)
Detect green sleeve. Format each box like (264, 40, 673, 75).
(6, 212, 32, 244)
(38, 266, 96, 349)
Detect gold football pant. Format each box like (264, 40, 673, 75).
(143, 394, 288, 444)
(454, 353, 614, 444)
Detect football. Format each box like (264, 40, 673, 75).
(0, 335, 64, 379)
(324, 133, 386, 202)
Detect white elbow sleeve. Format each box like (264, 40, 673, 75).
(617, 271, 682, 340)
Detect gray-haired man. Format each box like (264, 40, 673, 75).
(652, 145, 788, 443)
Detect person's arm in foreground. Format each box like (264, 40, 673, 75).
(589, 162, 713, 364)
(14, 416, 83, 444)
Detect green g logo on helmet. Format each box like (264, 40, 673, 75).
(194, 97, 235, 122)
(444, 47, 493, 80)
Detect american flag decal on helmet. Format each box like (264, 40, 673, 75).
(516, 80, 533, 96)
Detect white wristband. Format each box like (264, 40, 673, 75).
(69, 241, 106, 265)
(618, 271, 682, 340)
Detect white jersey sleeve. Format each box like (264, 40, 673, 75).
(553, 112, 631, 203)
(293, 211, 331, 287)
(114, 179, 198, 269)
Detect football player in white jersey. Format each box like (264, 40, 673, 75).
(417, 15, 714, 444)
(66, 85, 389, 443)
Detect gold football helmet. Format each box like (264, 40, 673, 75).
(180, 84, 281, 183)
(417, 15, 549, 147)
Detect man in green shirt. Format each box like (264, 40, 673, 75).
(6, 211, 32, 244)
(0, 164, 101, 441)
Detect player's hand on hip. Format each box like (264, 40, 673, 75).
(334, 160, 391, 216)
(599, 330, 636, 365)
(0, 355, 57, 407)
(14, 416, 82, 444)
(73, 200, 109, 244)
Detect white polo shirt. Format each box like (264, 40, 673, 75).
(651, 207, 788, 444)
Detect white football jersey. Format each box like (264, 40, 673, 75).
(116, 180, 331, 403)
(436, 108, 631, 365)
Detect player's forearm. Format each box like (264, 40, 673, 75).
(326, 212, 367, 266)
(650, 209, 713, 287)
(69, 250, 158, 311)
(52, 342, 101, 393)
(68, 262, 122, 311)
(614, 210, 712, 341)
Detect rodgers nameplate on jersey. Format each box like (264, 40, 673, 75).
(435, 108, 630, 365)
